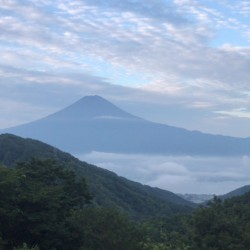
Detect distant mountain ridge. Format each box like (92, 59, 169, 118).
(219, 185, 250, 200)
(0, 133, 194, 219)
(178, 193, 215, 204)
(186, 185, 250, 204)
(1, 95, 250, 156)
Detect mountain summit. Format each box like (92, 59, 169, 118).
(47, 95, 138, 121)
(1, 96, 250, 155)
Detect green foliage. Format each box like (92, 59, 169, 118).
(2, 134, 250, 249)
(188, 195, 250, 249)
(0, 158, 148, 250)
(140, 214, 191, 250)
(0, 134, 194, 220)
(141, 241, 190, 250)
(0, 159, 91, 250)
(139, 193, 250, 249)
(220, 185, 250, 200)
(14, 243, 39, 250)
(70, 207, 143, 250)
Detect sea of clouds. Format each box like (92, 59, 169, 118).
(77, 152, 250, 195)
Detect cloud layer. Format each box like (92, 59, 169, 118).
(79, 152, 250, 194)
(0, 0, 250, 136)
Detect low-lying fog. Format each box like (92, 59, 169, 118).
(77, 152, 250, 195)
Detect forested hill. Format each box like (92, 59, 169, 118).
(2, 133, 250, 250)
(220, 184, 250, 200)
(0, 134, 194, 219)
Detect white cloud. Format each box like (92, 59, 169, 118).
(214, 108, 250, 118)
(77, 152, 250, 194)
(148, 161, 189, 175)
(0, 0, 250, 136)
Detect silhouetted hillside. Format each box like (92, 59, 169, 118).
(220, 185, 250, 200)
(0, 134, 194, 219)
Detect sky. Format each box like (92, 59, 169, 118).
(1, 0, 250, 137)
(1, 0, 250, 194)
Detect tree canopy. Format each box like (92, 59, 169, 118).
(0, 159, 91, 250)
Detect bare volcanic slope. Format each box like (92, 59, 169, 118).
(1, 95, 250, 156)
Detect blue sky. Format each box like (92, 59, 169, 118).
(1, 0, 250, 137)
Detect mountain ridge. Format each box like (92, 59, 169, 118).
(0, 133, 195, 219)
(44, 95, 140, 121)
(219, 185, 250, 200)
(1, 95, 250, 156)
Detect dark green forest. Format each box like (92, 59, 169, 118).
(0, 134, 194, 220)
(1, 159, 250, 250)
(1, 134, 250, 249)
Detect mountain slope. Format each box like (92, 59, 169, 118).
(220, 185, 250, 200)
(0, 134, 194, 219)
(1, 95, 250, 156)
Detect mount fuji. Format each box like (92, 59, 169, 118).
(1, 95, 250, 156)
